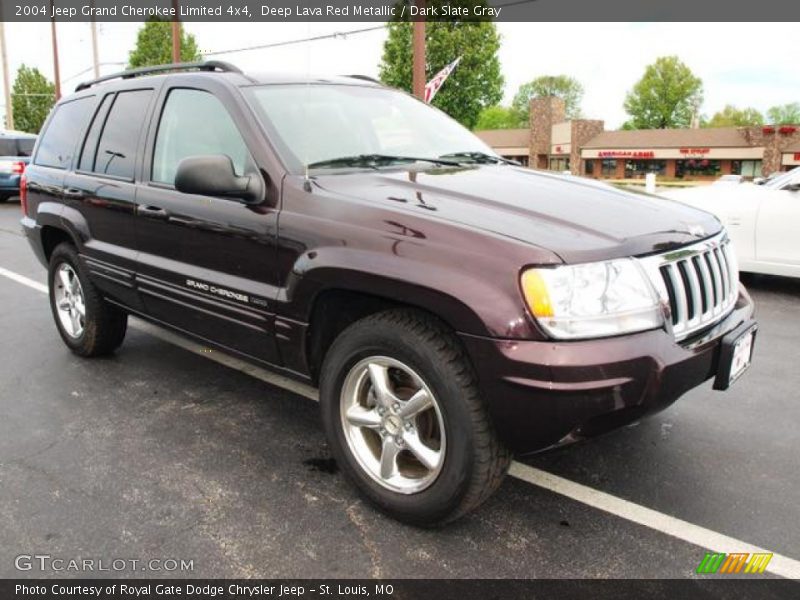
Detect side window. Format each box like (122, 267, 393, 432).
(78, 93, 113, 172)
(17, 138, 35, 157)
(152, 89, 249, 185)
(93, 89, 153, 179)
(34, 97, 94, 169)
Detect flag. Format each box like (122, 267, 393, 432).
(424, 57, 462, 104)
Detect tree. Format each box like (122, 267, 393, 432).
(767, 103, 800, 125)
(705, 105, 764, 128)
(623, 56, 703, 129)
(379, 1, 503, 129)
(512, 75, 583, 123)
(11, 65, 55, 134)
(475, 105, 523, 130)
(128, 18, 201, 69)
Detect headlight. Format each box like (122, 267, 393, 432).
(521, 259, 663, 339)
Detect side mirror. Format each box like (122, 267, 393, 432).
(175, 155, 263, 203)
(783, 182, 800, 192)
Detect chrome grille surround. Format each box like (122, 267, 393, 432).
(637, 231, 739, 342)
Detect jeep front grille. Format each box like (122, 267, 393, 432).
(638, 232, 739, 341)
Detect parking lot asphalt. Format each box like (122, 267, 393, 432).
(0, 201, 798, 579)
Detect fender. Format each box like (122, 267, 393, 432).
(35, 201, 66, 230)
(279, 240, 545, 333)
(58, 204, 92, 250)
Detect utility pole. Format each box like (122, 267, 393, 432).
(412, 0, 426, 100)
(90, 0, 100, 78)
(50, 0, 61, 100)
(171, 0, 181, 63)
(0, 21, 13, 130)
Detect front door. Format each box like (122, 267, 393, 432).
(134, 82, 282, 365)
(755, 180, 800, 271)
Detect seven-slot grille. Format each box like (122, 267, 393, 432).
(639, 233, 738, 341)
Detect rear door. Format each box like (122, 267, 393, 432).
(133, 78, 282, 365)
(62, 86, 159, 310)
(25, 96, 95, 225)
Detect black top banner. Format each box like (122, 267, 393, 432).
(3, 0, 800, 22)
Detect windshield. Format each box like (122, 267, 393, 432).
(245, 84, 497, 173)
(763, 166, 800, 190)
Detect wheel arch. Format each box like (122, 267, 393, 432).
(40, 225, 77, 263)
(301, 278, 483, 384)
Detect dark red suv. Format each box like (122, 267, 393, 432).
(21, 62, 756, 525)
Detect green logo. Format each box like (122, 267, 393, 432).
(696, 552, 772, 574)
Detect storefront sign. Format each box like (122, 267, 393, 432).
(598, 150, 655, 158)
(794, 153, 800, 160)
(583, 147, 763, 160)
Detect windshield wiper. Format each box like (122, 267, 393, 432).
(439, 151, 518, 165)
(307, 154, 460, 170)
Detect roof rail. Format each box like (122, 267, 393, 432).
(344, 74, 382, 84)
(75, 61, 242, 92)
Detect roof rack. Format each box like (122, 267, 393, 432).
(75, 61, 242, 92)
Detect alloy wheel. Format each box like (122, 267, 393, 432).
(340, 356, 446, 494)
(54, 263, 86, 339)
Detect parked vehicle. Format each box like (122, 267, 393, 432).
(663, 167, 800, 278)
(0, 131, 36, 201)
(713, 174, 744, 185)
(21, 62, 757, 525)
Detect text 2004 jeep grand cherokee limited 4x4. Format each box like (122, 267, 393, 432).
(21, 62, 756, 525)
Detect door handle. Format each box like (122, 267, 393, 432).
(137, 205, 169, 219)
(63, 188, 85, 200)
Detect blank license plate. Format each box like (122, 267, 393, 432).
(729, 328, 755, 385)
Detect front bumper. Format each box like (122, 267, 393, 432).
(460, 285, 756, 455)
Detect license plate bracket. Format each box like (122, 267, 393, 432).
(713, 320, 757, 391)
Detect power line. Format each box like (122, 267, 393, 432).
(202, 25, 386, 57)
(62, 62, 125, 84)
(201, 0, 538, 57)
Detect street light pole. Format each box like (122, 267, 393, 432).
(171, 0, 181, 63)
(0, 21, 13, 130)
(90, 0, 100, 78)
(50, 0, 62, 100)
(412, 1, 426, 100)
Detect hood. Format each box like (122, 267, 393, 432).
(313, 165, 722, 263)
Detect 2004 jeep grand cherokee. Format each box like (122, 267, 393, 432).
(20, 62, 756, 525)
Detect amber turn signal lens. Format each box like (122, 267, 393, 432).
(520, 269, 554, 318)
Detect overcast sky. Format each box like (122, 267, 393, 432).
(1, 21, 797, 128)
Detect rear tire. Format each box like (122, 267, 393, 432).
(319, 309, 511, 526)
(48, 242, 128, 357)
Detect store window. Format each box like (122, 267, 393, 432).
(601, 159, 617, 177)
(549, 157, 570, 172)
(676, 159, 721, 178)
(732, 160, 763, 178)
(584, 160, 594, 175)
(624, 160, 666, 178)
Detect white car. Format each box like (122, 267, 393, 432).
(713, 174, 744, 185)
(662, 167, 800, 278)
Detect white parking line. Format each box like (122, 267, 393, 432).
(0, 266, 48, 294)
(2, 265, 799, 579)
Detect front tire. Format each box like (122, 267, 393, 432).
(48, 242, 128, 356)
(320, 309, 511, 526)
